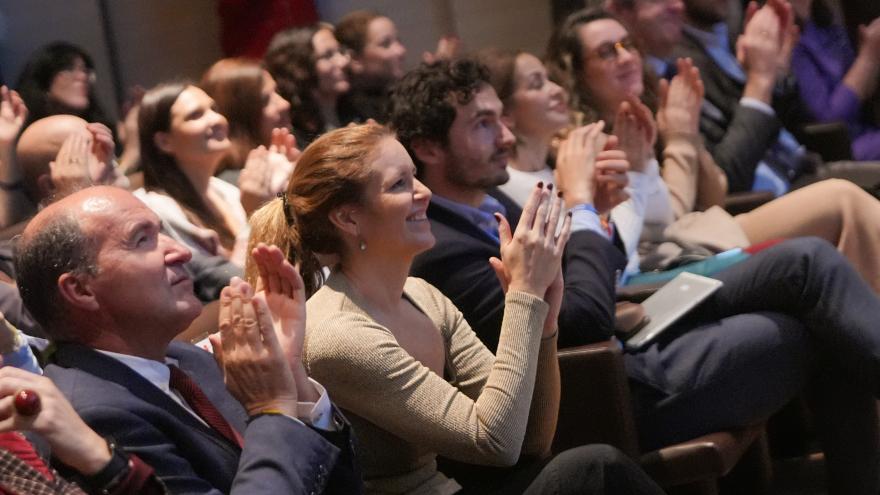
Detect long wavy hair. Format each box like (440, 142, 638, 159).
(139, 82, 235, 249)
(545, 7, 658, 128)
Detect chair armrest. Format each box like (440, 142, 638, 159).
(800, 121, 853, 162)
(640, 424, 765, 487)
(553, 340, 640, 457)
(723, 191, 775, 215)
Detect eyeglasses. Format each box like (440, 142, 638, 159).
(588, 36, 639, 62)
(58, 63, 97, 83)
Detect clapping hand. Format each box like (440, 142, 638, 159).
(49, 130, 93, 197)
(555, 122, 606, 208)
(240, 129, 298, 214)
(593, 135, 630, 215)
(489, 184, 572, 336)
(613, 98, 656, 173)
(210, 276, 300, 417)
(657, 58, 705, 138)
(422, 35, 461, 64)
(0, 86, 26, 147)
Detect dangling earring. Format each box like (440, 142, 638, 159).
(359, 239, 367, 251)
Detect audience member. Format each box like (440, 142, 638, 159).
(605, 0, 687, 77)
(14, 185, 361, 493)
(201, 58, 299, 187)
(790, 0, 880, 159)
(15, 42, 113, 136)
(246, 122, 665, 494)
(15, 113, 236, 304)
(17, 115, 123, 209)
(390, 58, 880, 493)
(335, 11, 407, 123)
(541, 10, 880, 291)
(265, 25, 355, 146)
(137, 83, 263, 266)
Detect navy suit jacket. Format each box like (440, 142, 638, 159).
(411, 190, 628, 350)
(672, 29, 811, 192)
(45, 341, 361, 494)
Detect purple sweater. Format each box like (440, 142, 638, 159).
(792, 21, 880, 160)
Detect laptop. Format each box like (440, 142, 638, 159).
(623, 272, 723, 350)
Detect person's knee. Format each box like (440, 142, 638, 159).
(560, 444, 629, 467)
(549, 445, 663, 494)
(771, 236, 843, 273)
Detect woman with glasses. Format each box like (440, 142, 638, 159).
(265, 24, 356, 147)
(544, 7, 880, 291)
(16, 42, 112, 134)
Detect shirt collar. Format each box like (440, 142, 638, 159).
(95, 349, 177, 396)
(646, 55, 671, 78)
(683, 22, 727, 48)
(431, 193, 507, 241)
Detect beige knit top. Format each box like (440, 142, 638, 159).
(303, 273, 559, 495)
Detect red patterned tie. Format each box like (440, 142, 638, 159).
(0, 432, 54, 480)
(168, 365, 244, 448)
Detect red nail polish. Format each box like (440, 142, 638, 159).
(537, 181, 544, 188)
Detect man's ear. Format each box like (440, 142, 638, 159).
(327, 205, 361, 239)
(409, 137, 445, 168)
(57, 272, 99, 312)
(153, 131, 173, 155)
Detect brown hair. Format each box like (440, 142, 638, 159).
(201, 58, 266, 171)
(246, 122, 394, 295)
(474, 47, 522, 107)
(265, 24, 331, 140)
(335, 10, 382, 56)
(545, 7, 658, 126)
(139, 82, 236, 249)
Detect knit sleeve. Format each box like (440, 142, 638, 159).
(304, 290, 548, 467)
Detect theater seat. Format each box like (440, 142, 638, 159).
(553, 341, 770, 494)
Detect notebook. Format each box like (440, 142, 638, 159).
(623, 272, 723, 350)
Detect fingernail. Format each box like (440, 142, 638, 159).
(547, 183, 554, 191)
(567, 211, 573, 217)
(557, 191, 563, 198)
(494, 212, 502, 223)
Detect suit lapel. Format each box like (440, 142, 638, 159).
(166, 342, 248, 432)
(50, 343, 240, 454)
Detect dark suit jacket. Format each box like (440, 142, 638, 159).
(44, 342, 361, 495)
(410, 190, 627, 350)
(672, 29, 788, 192)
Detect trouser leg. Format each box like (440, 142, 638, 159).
(701, 236, 880, 394)
(627, 311, 811, 450)
(522, 445, 665, 495)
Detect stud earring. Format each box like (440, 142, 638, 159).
(359, 239, 367, 251)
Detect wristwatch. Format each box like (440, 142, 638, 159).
(80, 438, 132, 495)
